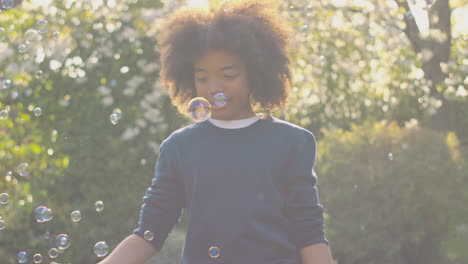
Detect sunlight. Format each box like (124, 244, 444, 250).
(185, 0, 210, 8)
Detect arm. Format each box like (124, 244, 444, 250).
(98, 234, 157, 264)
(101, 136, 185, 263)
(300, 242, 333, 264)
(283, 130, 332, 262)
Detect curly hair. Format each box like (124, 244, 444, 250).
(156, 0, 294, 117)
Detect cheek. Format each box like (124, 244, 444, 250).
(194, 84, 207, 96)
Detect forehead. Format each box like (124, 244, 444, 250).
(194, 50, 244, 71)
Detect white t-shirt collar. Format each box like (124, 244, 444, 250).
(208, 115, 261, 129)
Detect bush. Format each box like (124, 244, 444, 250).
(316, 120, 468, 264)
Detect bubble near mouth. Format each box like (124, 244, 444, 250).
(213, 93, 227, 107)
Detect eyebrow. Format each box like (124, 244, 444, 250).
(194, 65, 240, 73)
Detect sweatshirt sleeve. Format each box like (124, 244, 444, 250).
(284, 130, 328, 250)
(133, 136, 186, 251)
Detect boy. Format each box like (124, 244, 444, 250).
(99, 1, 333, 263)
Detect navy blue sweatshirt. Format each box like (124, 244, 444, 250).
(134, 115, 328, 264)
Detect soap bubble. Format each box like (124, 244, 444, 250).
(43, 231, 51, 240)
(18, 163, 29, 176)
(36, 20, 49, 34)
(95, 200, 104, 212)
(43, 207, 53, 221)
(71, 210, 81, 222)
(48, 248, 59, 258)
(33, 253, 42, 263)
(188, 97, 211, 122)
(410, 0, 438, 10)
(2, 79, 12, 89)
(0, 193, 9, 204)
(36, 70, 43, 79)
(109, 109, 122, 125)
(404, 11, 414, 20)
(34, 107, 42, 116)
(0, 219, 5, 230)
(387, 153, 394, 161)
(56, 234, 71, 250)
(213, 93, 227, 107)
(144, 230, 154, 241)
(299, 24, 309, 34)
(0, 110, 8, 120)
(305, 4, 313, 16)
(94, 241, 109, 257)
(35, 206, 53, 222)
(17, 251, 28, 263)
(2, 0, 13, 9)
(35, 206, 48, 222)
(109, 113, 120, 124)
(0, 27, 6, 41)
(18, 44, 28, 53)
(25, 29, 41, 43)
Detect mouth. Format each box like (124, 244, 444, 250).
(211, 104, 226, 110)
(211, 100, 229, 110)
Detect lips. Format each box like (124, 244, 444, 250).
(210, 99, 229, 110)
(211, 103, 227, 110)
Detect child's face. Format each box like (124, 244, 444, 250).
(193, 50, 255, 121)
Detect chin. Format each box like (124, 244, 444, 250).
(212, 114, 231, 120)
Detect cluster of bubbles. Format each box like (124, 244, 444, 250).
(0, 15, 57, 97)
(0, 161, 113, 261)
(3, 197, 110, 261)
(0, 2, 153, 263)
(187, 92, 227, 122)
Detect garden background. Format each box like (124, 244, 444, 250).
(0, 0, 467, 263)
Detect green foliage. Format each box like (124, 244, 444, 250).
(316, 121, 468, 264)
(0, 0, 189, 263)
(277, 1, 467, 142)
(0, 0, 466, 263)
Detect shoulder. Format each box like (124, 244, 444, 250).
(161, 121, 206, 148)
(268, 116, 316, 144)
